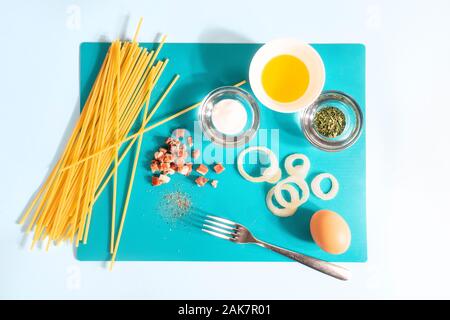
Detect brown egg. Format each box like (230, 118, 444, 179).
(310, 209, 351, 255)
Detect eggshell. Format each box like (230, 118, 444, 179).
(310, 209, 351, 255)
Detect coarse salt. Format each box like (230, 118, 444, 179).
(211, 99, 247, 135)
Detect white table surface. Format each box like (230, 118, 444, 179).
(1, 0, 450, 299)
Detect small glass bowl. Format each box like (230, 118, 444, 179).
(199, 86, 260, 148)
(301, 91, 363, 152)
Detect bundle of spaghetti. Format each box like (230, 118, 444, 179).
(19, 22, 175, 251)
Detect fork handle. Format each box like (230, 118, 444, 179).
(256, 241, 350, 281)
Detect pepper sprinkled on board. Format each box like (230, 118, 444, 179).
(159, 190, 192, 220)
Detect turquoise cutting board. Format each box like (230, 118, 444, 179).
(77, 43, 366, 262)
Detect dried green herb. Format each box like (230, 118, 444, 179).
(313, 106, 346, 138)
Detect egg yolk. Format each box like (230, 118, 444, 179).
(261, 54, 310, 103)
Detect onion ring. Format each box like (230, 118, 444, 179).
(237, 146, 279, 183)
(264, 167, 282, 184)
(285, 153, 310, 178)
(266, 184, 299, 217)
(311, 173, 339, 200)
(274, 176, 310, 208)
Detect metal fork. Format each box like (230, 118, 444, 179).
(202, 214, 350, 281)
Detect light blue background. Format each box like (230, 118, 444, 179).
(1, 0, 450, 299)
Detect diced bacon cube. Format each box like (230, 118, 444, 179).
(196, 164, 208, 175)
(192, 149, 200, 159)
(150, 160, 159, 173)
(151, 176, 162, 186)
(169, 145, 178, 154)
(163, 153, 174, 163)
(154, 151, 164, 161)
(177, 148, 187, 158)
(159, 147, 167, 154)
(159, 174, 171, 184)
(186, 136, 193, 147)
(174, 128, 186, 138)
(165, 137, 180, 146)
(160, 162, 171, 171)
(170, 162, 178, 170)
(179, 165, 189, 176)
(185, 163, 193, 176)
(175, 157, 185, 166)
(195, 176, 208, 187)
(163, 168, 175, 175)
(165, 137, 174, 145)
(211, 180, 218, 188)
(213, 163, 225, 174)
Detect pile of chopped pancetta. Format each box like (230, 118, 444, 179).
(149, 129, 225, 188)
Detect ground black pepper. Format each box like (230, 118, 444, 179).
(159, 190, 192, 221)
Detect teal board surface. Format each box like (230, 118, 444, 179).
(77, 43, 366, 262)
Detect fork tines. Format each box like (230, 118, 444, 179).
(202, 215, 238, 241)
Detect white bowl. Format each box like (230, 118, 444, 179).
(249, 39, 326, 113)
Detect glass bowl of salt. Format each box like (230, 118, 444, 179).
(199, 86, 260, 148)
